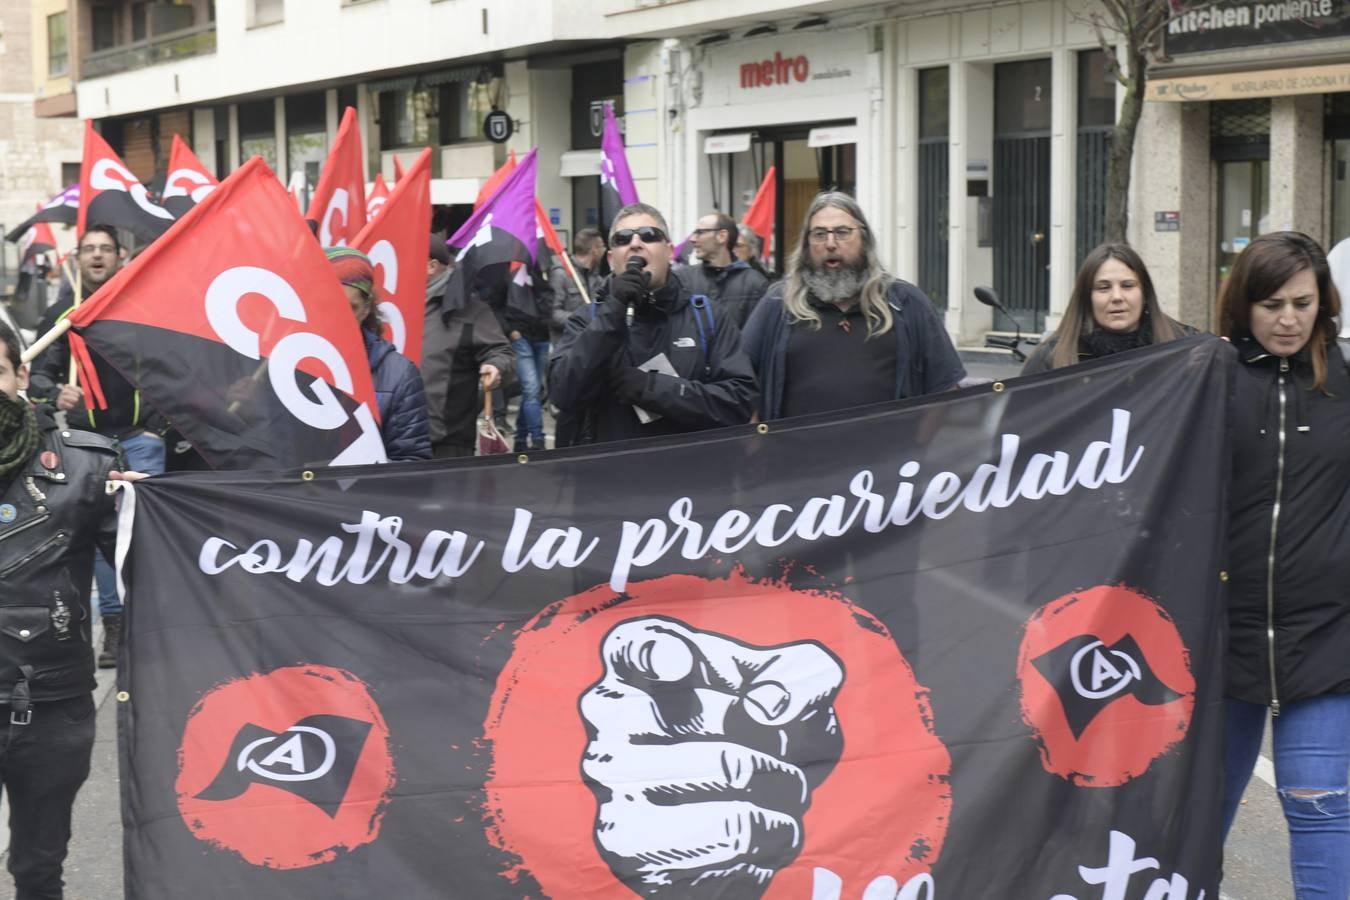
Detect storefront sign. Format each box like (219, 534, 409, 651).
(1148, 61, 1350, 101)
(1164, 0, 1350, 55)
(698, 31, 868, 107)
(483, 109, 514, 144)
(1154, 211, 1181, 233)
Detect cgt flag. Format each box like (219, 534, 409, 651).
(162, 135, 219, 219)
(68, 156, 386, 470)
(307, 106, 367, 248)
(599, 103, 638, 231)
(18, 209, 58, 262)
(365, 174, 391, 222)
(445, 149, 538, 314)
(77, 119, 174, 243)
(4, 184, 78, 242)
(119, 337, 1230, 899)
(352, 148, 432, 366)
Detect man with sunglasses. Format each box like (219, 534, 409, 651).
(682, 211, 769, 329)
(549, 203, 758, 444)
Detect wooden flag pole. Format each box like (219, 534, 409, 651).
(67, 266, 83, 386)
(20, 317, 73, 365)
(560, 252, 591, 305)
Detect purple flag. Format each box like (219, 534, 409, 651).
(5, 184, 79, 242)
(445, 149, 539, 314)
(600, 104, 639, 231)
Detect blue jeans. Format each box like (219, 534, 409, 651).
(1223, 694, 1350, 899)
(510, 337, 549, 448)
(93, 431, 166, 617)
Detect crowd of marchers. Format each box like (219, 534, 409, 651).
(2, 187, 1349, 900)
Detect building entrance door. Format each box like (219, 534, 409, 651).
(1216, 159, 1269, 287)
(992, 59, 1052, 333)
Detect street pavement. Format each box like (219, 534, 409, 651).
(0, 374, 1303, 899)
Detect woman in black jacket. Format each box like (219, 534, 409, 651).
(1021, 243, 1193, 374)
(1218, 232, 1350, 898)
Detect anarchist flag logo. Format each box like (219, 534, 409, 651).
(1017, 585, 1195, 787)
(175, 665, 395, 868)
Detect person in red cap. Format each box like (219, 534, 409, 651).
(324, 247, 431, 461)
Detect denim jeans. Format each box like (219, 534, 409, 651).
(1223, 694, 1350, 899)
(0, 694, 96, 899)
(510, 337, 549, 449)
(93, 431, 166, 616)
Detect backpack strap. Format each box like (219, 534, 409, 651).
(689, 294, 716, 374)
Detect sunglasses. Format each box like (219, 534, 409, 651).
(611, 226, 668, 248)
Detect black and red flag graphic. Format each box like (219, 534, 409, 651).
(352, 148, 432, 366)
(4, 184, 78, 242)
(161, 135, 219, 219)
(445, 148, 539, 315)
(77, 119, 174, 243)
(118, 337, 1230, 898)
(17, 206, 58, 262)
(306, 106, 366, 248)
(67, 155, 386, 470)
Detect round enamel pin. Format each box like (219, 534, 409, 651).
(0, 504, 16, 524)
(40, 451, 59, 471)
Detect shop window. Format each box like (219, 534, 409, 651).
(1210, 99, 1270, 160)
(918, 67, 950, 309)
(238, 100, 277, 172)
(213, 106, 230, 180)
(47, 12, 68, 76)
(444, 81, 498, 144)
(379, 88, 439, 150)
(1326, 94, 1350, 247)
(286, 92, 327, 188)
(1076, 49, 1115, 262)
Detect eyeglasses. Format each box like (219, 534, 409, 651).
(807, 226, 863, 244)
(79, 244, 117, 254)
(691, 227, 722, 235)
(611, 226, 668, 248)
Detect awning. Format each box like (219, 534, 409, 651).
(560, 150, 602, 178)
(1149, 61, 1350, 102)
(430, 177, 485, 206)
(704, 133, 752, 154)
(808, 125, 858, 148)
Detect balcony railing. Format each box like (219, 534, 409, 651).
(82, 22, 216, 79)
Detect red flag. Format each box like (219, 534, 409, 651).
(162, 135, 219, 219)
(306, 106, 367, 248)
(743, 166, 776, 262)
(392, 155, 406, 184)
(19, 204, 58, 262)
(534, 200, 565, 261)
(365, 173, 391, 221)
(353, 149, 432, 367)
(77, 119, 174, 243)
(69, 156, 386, 470)
(474, 149, 518, 211)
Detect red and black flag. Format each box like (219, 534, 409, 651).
(77, 119, 174, 243)
(599, 103, 638, 231)
(67, 156, 386, 470)
(162, 135, 219, 219)
(4, 184, 78, 242)
(445, 149, 539, 314)
(364, 174, 390, 222)
(306, 107, 367, 248)
(352, 148, 432, 367)
(18, 207, 58, 262)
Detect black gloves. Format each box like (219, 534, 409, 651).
(609, 367, 650, 405)
(608, 267, 651, 310)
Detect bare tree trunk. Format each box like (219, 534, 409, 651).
(1104, 47, 1146, 244)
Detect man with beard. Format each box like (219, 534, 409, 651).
(741, 192, 964, 420)
(550, 202, 757, 444)
(681, 211, 769, 328)
(27, 225, 166, 668)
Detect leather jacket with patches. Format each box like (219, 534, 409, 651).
(0, 409, 119, 703)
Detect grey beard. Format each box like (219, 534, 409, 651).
(801, 263, 866, 304)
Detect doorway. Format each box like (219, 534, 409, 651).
(992, 59, 1052, 333)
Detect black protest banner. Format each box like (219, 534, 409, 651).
(119, 336, 1231, 900)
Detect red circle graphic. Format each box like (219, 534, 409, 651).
(1016, 584, 1195, 787)
(482, 571, 951, 898)
(175, 664, 395, 868)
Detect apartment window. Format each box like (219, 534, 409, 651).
(91, 5, 117, 52)
(47, 13, 68, 76)
(250, 0, 284, 28)
(132, 2, 148, 42)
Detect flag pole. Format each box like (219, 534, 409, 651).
(67, 266, 83, 386)
(20, 317, 73, 365)
(560, 252, 591, 305)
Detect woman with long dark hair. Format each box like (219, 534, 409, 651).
(1218, 231, 1350, 898)
(1022, 242, 1192, 373)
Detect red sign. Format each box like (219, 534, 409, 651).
(740, 51, 810, 89)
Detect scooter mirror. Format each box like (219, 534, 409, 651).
(974, 286, 1003, 311)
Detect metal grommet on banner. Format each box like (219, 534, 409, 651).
(992, 382, 1005, 393)
(756, 423, 769, 435)
(301, 470, 315, 482)
(517, 454, 529, 464)
(1219, 571, 1228, 582)
(116, 691, 130, 702)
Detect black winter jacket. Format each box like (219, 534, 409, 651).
(1021, 319, 1199, 374)
(421, 277, 515, 452)
(549, 272, 758, 444)
(678, 260, 770, 329)
(0, 410, 118, 703)
(1226, 336, 1350, 708)
(364, 328, 431, 462)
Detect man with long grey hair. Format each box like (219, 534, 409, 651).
(741, 192, 964, 420)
